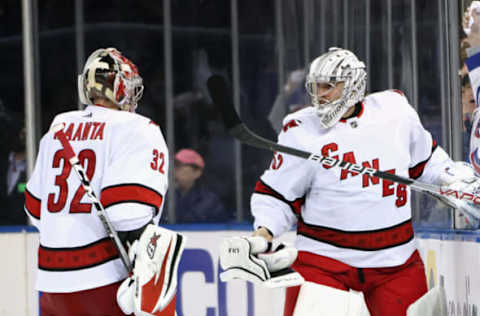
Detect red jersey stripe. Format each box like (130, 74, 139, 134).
(24, 189, 41, 219)
(38, 238, 119, 271)
(297, 218, 414, 251)
(100, 184, 163, 215)
(254, 180, 304, 216)
(409, 140, 438, 179)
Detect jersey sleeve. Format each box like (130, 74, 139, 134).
(402, 95, 452, 184)
(100, 120, 169, 231)
(251, 121, 314, 237)
(24, 137, 48, 228)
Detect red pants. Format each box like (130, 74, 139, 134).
(284, 250, 427, 316)
(40, 281, 127, 316)
(41, 281, 177, 316)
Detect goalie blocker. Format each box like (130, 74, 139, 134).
(219, 236, 304, 288)
(117, 225, 186, 316)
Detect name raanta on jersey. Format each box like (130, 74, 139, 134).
(53, 122, 106, 141)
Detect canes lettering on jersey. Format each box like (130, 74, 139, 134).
(270, 141, 408, 207)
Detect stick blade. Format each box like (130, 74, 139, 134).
(207, 75, 241, 129)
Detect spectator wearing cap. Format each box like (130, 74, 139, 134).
(171, 149, 228, 223)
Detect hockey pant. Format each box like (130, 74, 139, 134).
(40, 281, 127, 316)
(41, 280, 177, 316)
(284, 250, 427, 316)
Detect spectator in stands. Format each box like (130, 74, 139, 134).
(0, 105, 27, 225)
(173, 90, 211, 152)
(268, 69, 308, 133)
(172, 148, 228, 222)
(4, 126, 27, 225)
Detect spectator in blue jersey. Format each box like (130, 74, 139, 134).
(173, 148, 228, 222)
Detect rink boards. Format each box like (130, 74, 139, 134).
(0, 224, 478, 316)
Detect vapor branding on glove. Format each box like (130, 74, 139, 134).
(439, 187, 480, 205)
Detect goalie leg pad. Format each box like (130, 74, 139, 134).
(292, 282, 370, 316)
(117, 224, 186, 316)
(406, 285, 447, 316)
(152, 294, 176, 316)
(117, 277, 136, 314)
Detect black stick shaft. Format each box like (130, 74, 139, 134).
(207, 75, 480, 206)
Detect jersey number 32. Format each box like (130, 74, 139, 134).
(47, 149, 96, 213)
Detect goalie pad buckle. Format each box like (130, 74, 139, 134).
(117, 225, 186, 315)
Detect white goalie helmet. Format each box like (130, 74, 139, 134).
(306, 47, 367, 128)
(78, 48, 144, 112)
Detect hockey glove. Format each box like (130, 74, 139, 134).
(438, 162, 480, 227)
(117, 225, 186, 316)
(219, 236, 304, 288)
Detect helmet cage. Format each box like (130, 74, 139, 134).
(78, 48, 144, 112)
(305, 48, 366, 128)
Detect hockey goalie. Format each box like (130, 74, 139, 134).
(24, 47, 185, 316)
(213, 47, 480, 316)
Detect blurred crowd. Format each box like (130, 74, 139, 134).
(0, 101, 27, 225)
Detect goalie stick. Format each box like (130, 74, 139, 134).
(206, 74, 480, 207)
(51, 123, 132, 272)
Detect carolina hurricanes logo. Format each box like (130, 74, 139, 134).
(282, 119, 301, 132)
(471, 149, 480, 175)
(147, 233, 160, 259)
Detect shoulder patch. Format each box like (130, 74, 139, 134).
(282, 119, 301, 132)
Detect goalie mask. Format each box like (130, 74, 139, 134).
(78, 48, 144, 112)
(306, 47, 366, 128)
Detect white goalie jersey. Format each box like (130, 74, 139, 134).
(24, 105, 169, 293)
(251, 90, 450, 268)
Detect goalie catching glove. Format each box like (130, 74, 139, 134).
(438, 161, 480, 227)
(117, 225, 186, 316)
(219, 236, 304, 288)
